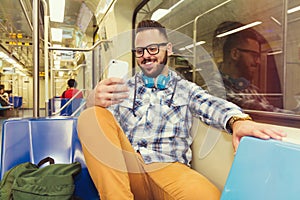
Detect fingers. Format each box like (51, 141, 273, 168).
(232, 136, 239, 153)
(93, 78, 129, 107)
(100, 77, 126, 86)
(232, 121, 287, 153)
(97, 78, 128, 92)
(258, 128, 286, 140)
(104, 92, 129, 102)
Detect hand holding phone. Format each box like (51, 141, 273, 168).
(107, 59, 129, 79)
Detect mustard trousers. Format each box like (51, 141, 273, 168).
(78, 107, 220, 200)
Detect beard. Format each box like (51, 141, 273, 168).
(235, 58, 253, 80)
(138, 51, 168, 78)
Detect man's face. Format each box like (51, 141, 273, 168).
(235, 38, 260, 80)
(135, 29, 171, 78)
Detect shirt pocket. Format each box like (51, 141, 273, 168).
(162, 98, 188, 122)
(118, 99, 146, 124)
(160, 99, 188, 138)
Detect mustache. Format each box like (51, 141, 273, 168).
(141, 58, 157, 64)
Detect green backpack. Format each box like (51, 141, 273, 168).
(0, 157, 82, 200)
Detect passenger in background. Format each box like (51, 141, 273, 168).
(209, 21, 292, 113)
(0, 84, 11, 106)
(61, 79, 83, 98)
(79, 20, 286, 200)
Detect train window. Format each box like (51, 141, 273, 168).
(134, 0, 300, 127)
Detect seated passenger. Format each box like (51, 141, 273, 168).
(61, 79, 83, 98)
(0, 84, 11, 107)
(80, 20, 286, 200)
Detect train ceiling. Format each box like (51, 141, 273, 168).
(0, 0, 99, 77)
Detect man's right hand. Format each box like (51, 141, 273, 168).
(87, 77, 129, 108)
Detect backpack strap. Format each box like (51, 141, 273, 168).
(37, 157, 55, 167)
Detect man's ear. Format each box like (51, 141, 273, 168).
(231, 48, 240, 60)
(167, 42, 173, 55)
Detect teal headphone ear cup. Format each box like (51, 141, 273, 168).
(142, 74, 170, 89)
(156, 74, 170, 89)
(142, 75, 155, 88)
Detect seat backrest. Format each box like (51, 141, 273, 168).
(221, 136, 300, 200)
(191, 117, 234, 190)
(0, 117, 99, 200)
(9, 96, 22, 108)
(60, 98, 84, 116)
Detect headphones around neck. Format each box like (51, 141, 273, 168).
(142, 74, 170, 90)
(229, 77, 250, 90)
(222, 72, 250, 91)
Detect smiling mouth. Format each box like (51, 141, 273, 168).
(142, 58, 157, 65)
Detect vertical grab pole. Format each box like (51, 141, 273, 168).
(33, 0, 40, 117)
(41, 0, 49, 116)
(282, 0, 288, 107)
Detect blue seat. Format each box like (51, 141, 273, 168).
(0, 117, 99, 200)
(60, 98, 84, 116)
(9, 96, 22, 108)
(221, 136, 300, 200)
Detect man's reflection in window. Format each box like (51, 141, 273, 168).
(209, 22, 293, 113)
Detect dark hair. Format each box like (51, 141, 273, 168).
(0, 85, 4, 90)
(222, 29, 259, 62)
(136, 20, 168, 40)
(212, 21, 260, 63)
(67, 79, 77, 88)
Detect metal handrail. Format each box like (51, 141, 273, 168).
(192, 0, 232, 82)
(48, 40, 112, 52)
(71, 101, 86, 117)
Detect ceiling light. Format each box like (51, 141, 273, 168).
(49, 0, 65, 22)
(51, 28, 63, 42)
(288, 5, 300, 14)
(267, 50, 282, 55)
(270, 16, 281, 26)
(169, 0, 185, 10)
(179, 41, 206, 51)
(0, 52, 9, 59)
(151, 0, 184, 21)
(216, 21, 262, 38)
(151, 9, 171, 21)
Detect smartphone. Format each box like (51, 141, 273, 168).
(107, 59, 129, 79)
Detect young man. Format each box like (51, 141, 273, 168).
(61, 79, 83, 98)
(79, 20, 285, 200)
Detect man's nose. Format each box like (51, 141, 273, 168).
(142, 48, 151, 57)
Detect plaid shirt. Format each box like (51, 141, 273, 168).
(109, 70, 243, 165)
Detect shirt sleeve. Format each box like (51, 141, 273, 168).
(186, 81, 244, 132)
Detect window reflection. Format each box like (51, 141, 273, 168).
(136, 0, 300, 117)
(209, 21, 294, 113)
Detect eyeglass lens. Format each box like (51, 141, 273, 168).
(134, 43, 168, 58)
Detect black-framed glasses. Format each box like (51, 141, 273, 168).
(133, 42, 168, 58)
(236, 48, 260, 60)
